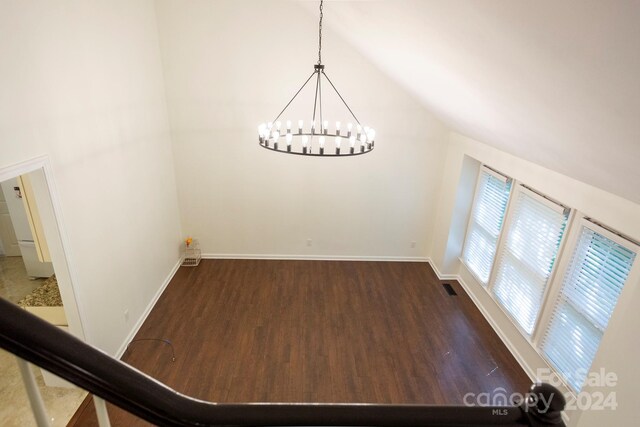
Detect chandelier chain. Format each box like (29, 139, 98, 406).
(318, 0, 323, 65)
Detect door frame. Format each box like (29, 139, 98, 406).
(0, 155, 86, 341)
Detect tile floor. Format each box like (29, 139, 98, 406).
(0, 256, 45, 303)
(1, 255, 87, 426)
(0, 349, 88, 427)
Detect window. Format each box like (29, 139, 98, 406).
(460, 164, 639, 395)
(492, 186, 569, 335)
(462, 167, 512, 284)
(541, 221, 637, 392)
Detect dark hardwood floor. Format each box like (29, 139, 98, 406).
(68, 260, 530, 426)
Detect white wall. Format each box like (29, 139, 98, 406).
(155, 0, 448, 260)
(0, 0, 182, 355)
(430, 132, 640, 426)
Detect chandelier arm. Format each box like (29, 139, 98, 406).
(319, 71, 323, 129)
(271, 70, 317, 124)
(321, 71, 362, 125)
(311, 70, 321, 128)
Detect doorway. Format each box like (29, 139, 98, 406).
(0, 175, 55, 306)
(0, 157, 87, 426)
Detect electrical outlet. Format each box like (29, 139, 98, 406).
(307, 239, 312, 247)
(411, 241, 416, 248)
(124, 309, 130, 323)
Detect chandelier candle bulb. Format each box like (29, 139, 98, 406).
(336, 121, 341, 135)
(335, 136, 341, 154)
(323, 120, 329, 135)
(286, 120, 292, 132)
(298, 120, 303, 133)
(302, 135, 309, 154)
(347, 123, 353, 137)
(274, 131, 281, 150)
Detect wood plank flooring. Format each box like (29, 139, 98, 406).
(69, 260, 530, 426)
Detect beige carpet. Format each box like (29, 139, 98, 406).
(0, 256, 45, 304)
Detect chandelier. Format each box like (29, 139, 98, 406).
(257, 0, 376, 157)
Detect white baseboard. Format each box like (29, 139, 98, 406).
(115, 258, 182, 359)
(202, 253, 430, 262)
(425, 258, 459, 280)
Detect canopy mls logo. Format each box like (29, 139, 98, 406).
(463, 368, 618, 412)
(536, 368, 618, 411)
(463, 388, 555, 413)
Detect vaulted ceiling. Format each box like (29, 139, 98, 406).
(301, 0, 640, 204)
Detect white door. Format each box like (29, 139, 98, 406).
(0, 185, 20, 256)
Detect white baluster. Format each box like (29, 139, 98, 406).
(16, 358, 50, 427)
(93, 396, 112, 427)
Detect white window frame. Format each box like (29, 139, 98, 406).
(461, 165, 513, 286)
(485, 184, 573, 340)
(533, 216, 640, 364)
(534, 217, 640, 344)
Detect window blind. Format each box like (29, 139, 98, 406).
(462, 167, 511, 284)
(492, 188, 568, 335)
(541, 225, 636, 392)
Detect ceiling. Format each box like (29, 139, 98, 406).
(300, 0, 640, 204)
